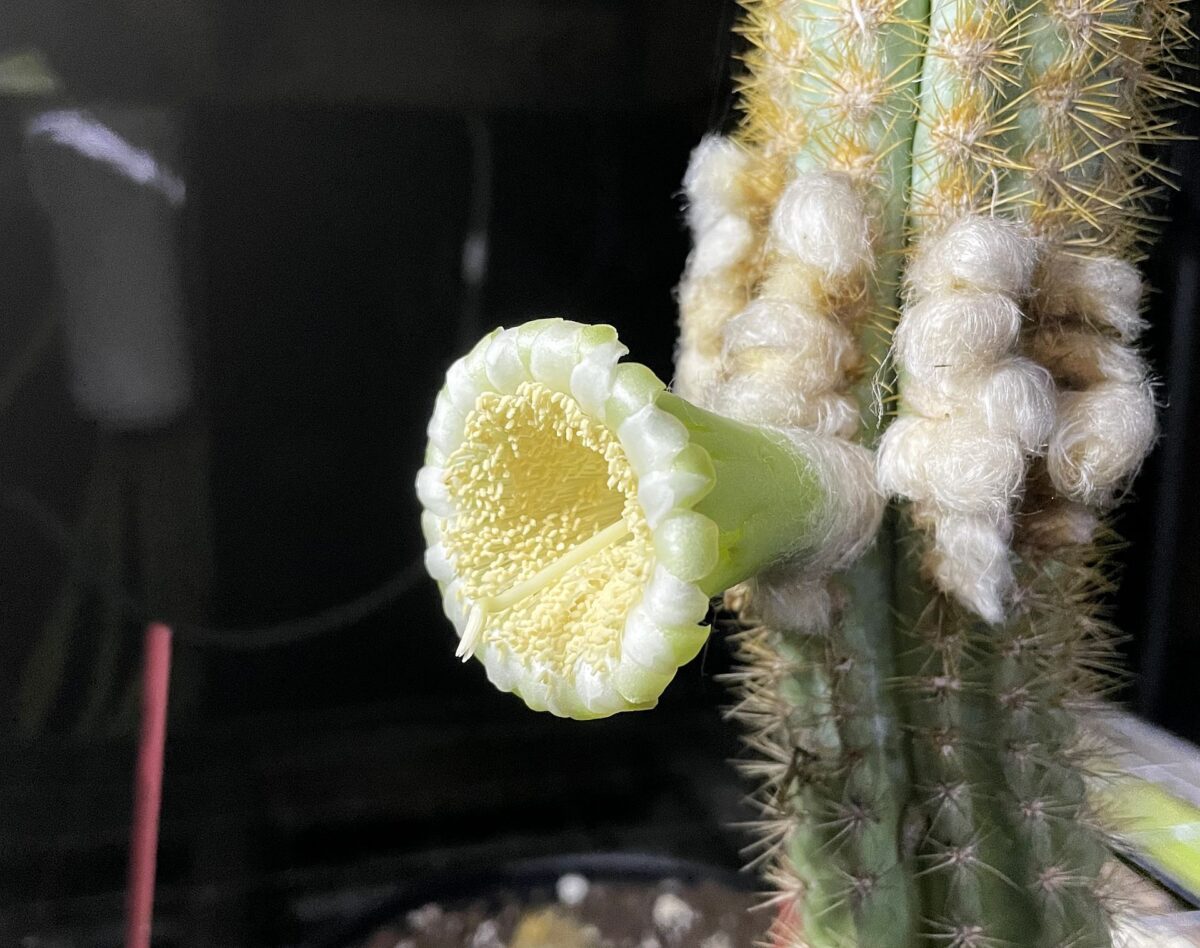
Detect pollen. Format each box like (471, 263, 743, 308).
(441, 381, 653, 675)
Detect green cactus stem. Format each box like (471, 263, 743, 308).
(415, 0, 1191, 943)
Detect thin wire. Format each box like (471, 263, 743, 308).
(1, 479, 426, 651)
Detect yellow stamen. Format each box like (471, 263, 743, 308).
(442, 381, 653, 675)
(456, 518, 634, 661)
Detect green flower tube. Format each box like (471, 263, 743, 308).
(416, 318, 881, 719)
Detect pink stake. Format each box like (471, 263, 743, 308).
(124, 622, 173, 948)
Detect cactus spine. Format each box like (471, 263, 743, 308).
(706, 0, 1191, 945)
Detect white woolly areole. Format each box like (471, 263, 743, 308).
(1027, 250, 1156, 528)
(784, 432, 886, 573)
(688, 215, 756, 278)
(675, 135, 761, 402)
(925, 511, 1015, 625)
(878, 415, 1025, 523)
(672, 347, 711, 405)
(1028, 330, 1149, 389)
(770, 172, 872, 281)
(721, 298, 857, 381)
(706, 167, 879, 635)
(1035, 252, 1146, 342)
(711, 358, 860, 438)
(1047, 382, 1157, 507)
(893, 292, 1023, 375)
(882, 214, 1045, 623)
(906, 216, 1038, 298)
(902, 358, 1055, 454)
(683, 135, 753, 235)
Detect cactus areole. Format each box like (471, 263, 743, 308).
(416, 0, 1190, 943)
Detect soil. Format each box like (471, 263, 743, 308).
(358, 861, 1198, 948)
(360, 874, 771, 948)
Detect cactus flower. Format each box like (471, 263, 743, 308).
(416, 319, 876, 719)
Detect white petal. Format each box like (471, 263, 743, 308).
(618, 404, 689, 476)
(426, 392, 465, 455)
(570, 341, 623, 417)
(440, 579, 468, 633)
(636, 470, 677, 527)
(620, 606, 679, 675)
(518, 668, 553, 713)
(484, 329, 528, 393)
(445, 358, 482, 415)
(574, 663, 627, 716)
(423, 543, 454, 582)
(642, 565, 709, 627)
(479, 644, 518, 692)
(420, 511, 442, 547)
(415, 466, 454, 517)
(529, 320, 582, 392)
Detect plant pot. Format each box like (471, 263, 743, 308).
(303, 852, 767, 948)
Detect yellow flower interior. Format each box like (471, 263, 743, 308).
(442, 381, 653, 674)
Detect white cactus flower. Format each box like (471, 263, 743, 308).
(417, 319, 875, 719)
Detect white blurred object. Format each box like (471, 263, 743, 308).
(1116, 913, 1200, 947)
(24, 105, 192, 429)
(555, 872, 590, 907)
(651, 892, 696, 938)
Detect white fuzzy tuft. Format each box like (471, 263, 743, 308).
(672, 345, 712, 403)
(704, 169, 879, 634)
(675, 136, 762, 401)
(878, 415, 1025, 522)
(925, 511, 1014, 625)
(712, 300, 860, 436)
(1047, 382, 1157, 507)
(900, 358, 1054, 454)
(712, 369, 860, 438)
(787, 432, 887, 570)
(907, 216, 1039, 298)
(683, 135, 753, 235)
(975, 358, 1056, 453)
(688, 214, 756, 279)
(721, 298, 857, 372)
(881, 214, 1045, 623)
(1022, 250, 1156, 539)
(1028, 330, 1149, 388)
(1035, 252, 1146, 341)
(893, 292, 1023, 374)
(769, 173, 872, 281)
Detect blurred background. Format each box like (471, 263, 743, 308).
(0, 1, 1197, 945)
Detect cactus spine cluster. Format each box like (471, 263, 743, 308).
(682, 0, 1191, 946)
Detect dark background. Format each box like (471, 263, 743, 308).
(0, 1, 1196, 944)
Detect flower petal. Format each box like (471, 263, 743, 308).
(415, 465, 453, 518)
(484, 329, 528, 393)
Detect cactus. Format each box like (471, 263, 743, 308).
(415, 0, 1191, 945)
